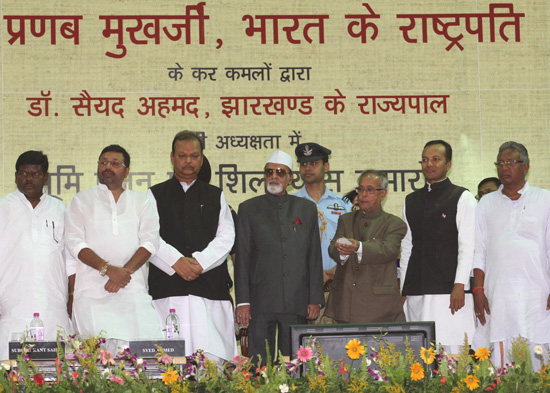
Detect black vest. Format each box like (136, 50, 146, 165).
(148, 177, 232, 301)
(402, 178, 466, 295)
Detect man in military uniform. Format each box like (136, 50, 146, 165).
(294, 143, 352, 323)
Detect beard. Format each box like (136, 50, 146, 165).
(266, 180, 284, 195)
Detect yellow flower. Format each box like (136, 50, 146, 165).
(307, 375, 327, 391)
(420, 346, 436, 365)
(464, 375, 480, 391)
(410, 362, 424, 381)
(383, 384, 406, 393)
(345, 339, 365, 360)
(348, 376, 369, 393)
(162, 368, 178, 385)
(475, 347, 491, 361)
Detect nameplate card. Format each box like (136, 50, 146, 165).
(129, 340, 185, 358)
(9, 341, 63, 360)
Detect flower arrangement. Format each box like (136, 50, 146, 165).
(1, 334, 549, 392)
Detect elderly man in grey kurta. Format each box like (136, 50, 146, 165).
(235, 150, 324, 364)
(326, 170, 407, 323)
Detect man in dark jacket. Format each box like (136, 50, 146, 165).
(235, 150, 324, 364)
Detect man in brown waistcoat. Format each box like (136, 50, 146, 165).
(325, 169, 407, 323)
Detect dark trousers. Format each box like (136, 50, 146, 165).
(248, 313, 306, 365)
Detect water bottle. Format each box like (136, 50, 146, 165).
(165, 309, 180, 340)
(29, 313, 44, 341)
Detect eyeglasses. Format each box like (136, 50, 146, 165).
(17, 170, 43, 179)
(264, 168, 288, 177)
(355, 186, 384, 195)
(494, 160, 524, 168)
(98, 160, 126, 169)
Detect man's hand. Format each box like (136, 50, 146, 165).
(67, 295, 73, 319)
(67, 274, 75, 319)
(449, 283, 465, 315)
(334, 238, 360, 256)
(105, 265, 132, 289)
(104, 280, 123, 293)
(173, 257, 203, 281)
(307, 304, 321, 320)
(473, 289, 491, 325)
(323, 266, 337, 283)
(236, 305, 251, 327)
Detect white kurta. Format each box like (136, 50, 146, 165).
(0, 190, 73, 360)
(400, 185, 477, 348)
(65, 184, 163, 341)
(147, 183, 238, 361)
(472, 182, 550, 348)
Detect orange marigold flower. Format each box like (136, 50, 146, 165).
(474, 347, 491, 361)
(410, 362, 424, 381)
(420, 346, 436, 365)
(463, 375, 480, 391)
(345, 339, 365, 360)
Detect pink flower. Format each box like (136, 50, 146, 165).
(232, 355, 249, 372)
(159, 354, 173, 364)
(100, 350, 115, 366)
(109, 375, 124, 385)
(296, 345, 313, 362)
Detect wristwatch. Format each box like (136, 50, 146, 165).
(99, 261, 110, 277)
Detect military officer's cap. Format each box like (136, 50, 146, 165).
(295, 142, 332, 163)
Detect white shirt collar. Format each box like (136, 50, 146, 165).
(180, 179, 197, 192)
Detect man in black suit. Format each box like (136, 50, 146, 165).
(235, 150, 324, 364)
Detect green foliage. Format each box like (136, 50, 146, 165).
(1, 333, 549, 392)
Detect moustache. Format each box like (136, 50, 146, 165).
(102, 170, 115, 176)
(268, 180, 281, 186)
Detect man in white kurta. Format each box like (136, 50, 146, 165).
(400, 141, 476, 354)
(0, 151, 73, 360)
(472, 142, 550, 370)
(147, 131, 237, 362)
(65, 145, 162, 344)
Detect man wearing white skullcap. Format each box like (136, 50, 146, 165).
(235, 150, 324, 364)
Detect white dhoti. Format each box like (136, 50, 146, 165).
(153, 295, 237, 362)
(404, 294, 476, 354)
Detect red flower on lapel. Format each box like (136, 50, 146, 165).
(294, 217, 302, 232)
